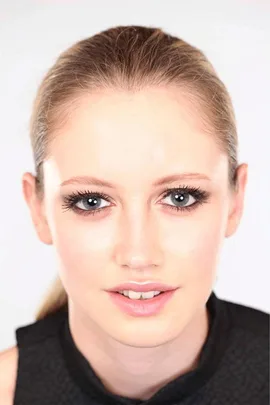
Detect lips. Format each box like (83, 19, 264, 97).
(107, 282, 177, 293)
(107, 288, 178, 317)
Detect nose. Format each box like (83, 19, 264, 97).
(113, 210, 163, 271)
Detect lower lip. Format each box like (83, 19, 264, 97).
(107, 290, 177, 317)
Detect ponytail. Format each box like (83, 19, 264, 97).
(35, 276, 68, 320)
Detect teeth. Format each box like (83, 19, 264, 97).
(119, 290, 162, 300)
(128, 291, 142, 300)
(141, 291, 155, 299)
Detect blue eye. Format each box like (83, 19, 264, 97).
(76, 195, 110, 211)
(162, 190, 196, 208)
(62, 190, 112, 217)
(159, 186, 209, 213)
(61, 185, 210, 217)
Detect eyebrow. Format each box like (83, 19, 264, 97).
(60, 172, 211, 188)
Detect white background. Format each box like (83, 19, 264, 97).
(0, 0, 269, 351)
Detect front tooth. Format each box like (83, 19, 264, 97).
(128, 291, 142, 300)
(141, 291, 155, 299)
(123, 290, 129, 297)
(154, 291, 161, 296)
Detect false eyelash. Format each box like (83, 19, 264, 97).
(162, 185, 209, 201)
(160, 185, 210, 214)
(61, 190, 112, 214)
(61, 185, 210, 217)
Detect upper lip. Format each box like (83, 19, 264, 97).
(107, 283, 179, 293)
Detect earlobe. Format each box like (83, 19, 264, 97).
(225, 206, 241, 238)
(22, 172, 53, 245)
(225, 163, 248, 238)
(36, 219, 53, 246)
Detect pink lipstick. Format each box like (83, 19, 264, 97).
(106, 282, 179, 317)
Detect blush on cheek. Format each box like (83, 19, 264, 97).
(52, 222, 113, 294)
(53, 214, 114, 256)
(189, 220, 225, 286)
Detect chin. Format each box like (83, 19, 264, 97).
(108, 318, 181, 348)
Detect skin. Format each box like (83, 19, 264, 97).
(19, 86, 247, 400)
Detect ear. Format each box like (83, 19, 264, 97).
(225, 163, 248, 238)
(22, 172, 53, 245)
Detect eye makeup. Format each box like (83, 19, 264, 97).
(61, 185, 210, 218)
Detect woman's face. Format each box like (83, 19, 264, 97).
(24, 87, 247, 347)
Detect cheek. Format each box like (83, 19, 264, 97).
(188, 227, 222, 286)
(50, 214, 115, 287)
(163, 206, 227, 281)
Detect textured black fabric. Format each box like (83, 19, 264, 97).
(13, 291, 269, 405)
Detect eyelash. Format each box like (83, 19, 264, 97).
(61, 185, 210, 218)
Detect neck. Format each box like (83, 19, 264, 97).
(68, 303, 210, 401)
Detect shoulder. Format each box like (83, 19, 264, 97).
(223, 297, 269, 337)
(221, 297, 269, 367)
(15, 307, 68, 348)
(0, 346, 18, 405)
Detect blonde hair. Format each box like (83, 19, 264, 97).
(32, 25, 238, 321)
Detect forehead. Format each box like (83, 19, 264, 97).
(46, 87, 228, 190)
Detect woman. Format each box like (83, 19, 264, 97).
(0, 25, 269, 405)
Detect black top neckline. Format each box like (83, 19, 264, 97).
(59, 291, 231, 405)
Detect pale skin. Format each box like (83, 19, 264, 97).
(0, 86, 248, 403)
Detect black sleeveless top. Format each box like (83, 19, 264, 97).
(13, 291, 269, 405)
